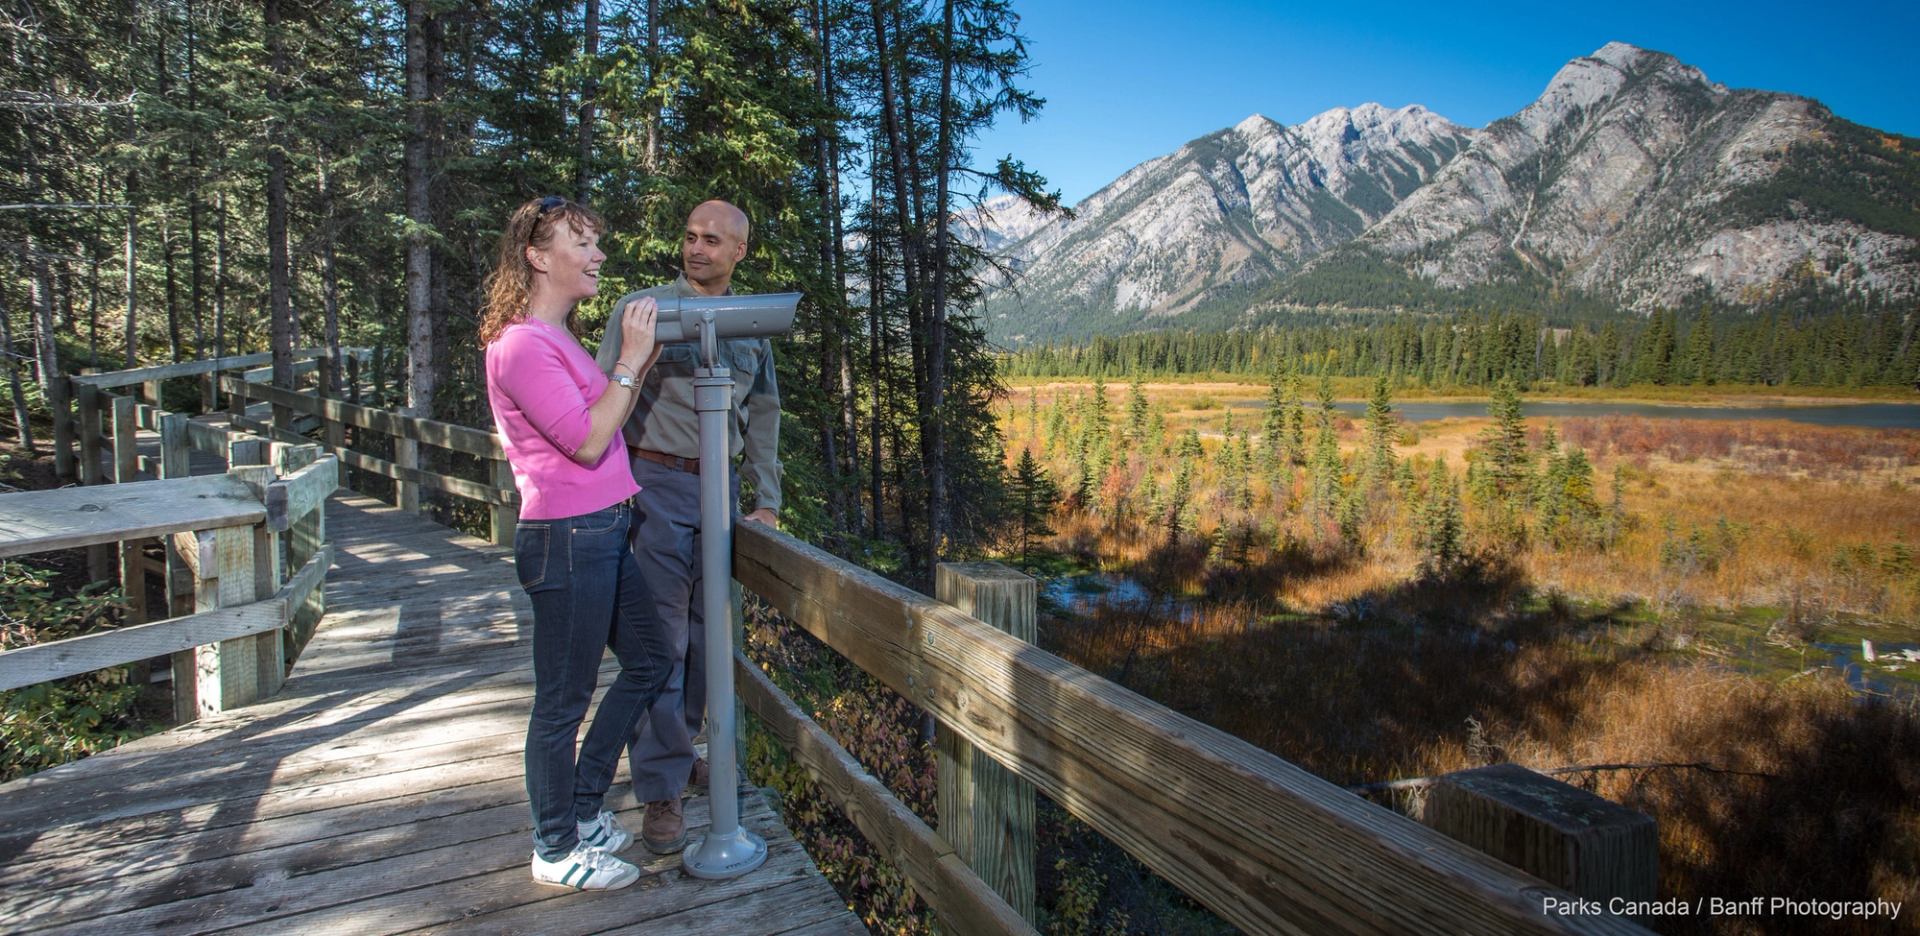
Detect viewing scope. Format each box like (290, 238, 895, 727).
(614, 291, 801, 344)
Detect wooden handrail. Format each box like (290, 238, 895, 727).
(6, 378, 340, 718)
(732, 522, 1650, 936)
(219, 376, 501, 457)
(0, 544, 331, 692)
(735, 654, 1037, 936)
(70, 347, 365, 390)
(0, 474, 266, 559)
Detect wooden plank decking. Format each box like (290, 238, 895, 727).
(0, 491, 863, 935)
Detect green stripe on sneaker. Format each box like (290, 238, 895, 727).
(559, 864, 579, 886)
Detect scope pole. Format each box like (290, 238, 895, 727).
(681, 310, 767, 881)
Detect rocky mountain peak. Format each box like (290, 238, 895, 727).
(977, 44, 1916, 343)
(1232, 113, 1280, 137)
(1517, 42, 1727, 139)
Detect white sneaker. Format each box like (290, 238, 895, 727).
(577, 809, 633, 853)
(531, 843, 641, 890)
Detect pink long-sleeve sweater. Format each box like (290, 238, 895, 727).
(485, 317, 639, 520)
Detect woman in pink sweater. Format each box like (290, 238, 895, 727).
(480, 196, 670, 891)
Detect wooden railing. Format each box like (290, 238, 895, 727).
(730, 526, 1654, 936)
(66, 346, 523, 547)
(0, 447, 336, 720)
(219, 375, 520, 544)
(26, 353, 1657, 933)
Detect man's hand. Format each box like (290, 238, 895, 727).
(741, 508, 779, 529)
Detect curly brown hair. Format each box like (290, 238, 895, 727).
(478, 196, 608, 345)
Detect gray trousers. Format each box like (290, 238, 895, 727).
(625, 456, 736, 803)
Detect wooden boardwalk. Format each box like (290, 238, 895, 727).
(0, 490, 863, 936)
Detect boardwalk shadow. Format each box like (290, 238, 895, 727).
(0, 494, 543, 924)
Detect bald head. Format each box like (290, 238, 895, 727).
(691, 200, 749, 242)
(682, 200, 750, 295)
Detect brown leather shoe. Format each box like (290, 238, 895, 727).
(642, 798, 687, 855)
(687, 756, 710, 796)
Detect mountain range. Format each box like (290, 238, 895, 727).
(976, 42, 1920, 344)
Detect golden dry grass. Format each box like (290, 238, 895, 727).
(1007, 382, 1920, 933)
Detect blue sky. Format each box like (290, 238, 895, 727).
(969, 0, 1918, 206)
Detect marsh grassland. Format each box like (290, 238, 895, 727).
(1000, 378, 1920, 935)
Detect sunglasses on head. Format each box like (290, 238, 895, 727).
(536, 195, 567, 215)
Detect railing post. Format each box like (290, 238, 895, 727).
(394, 437, 420, 513)
(113, 395, 146, 625)
(488, 457, 518, 545)
(169, 522, 275, 721)
(277, 444, 327, 661)
(933, 562, 1037, 925)
(76, 383, 112, 583)
(227, 370, 246, 430)
(344, 355, 361, 490)
(1416, 764, 1659, 911)
(371, 344, 386, 408)
(160, 413, 195, 618)
(319, 356, 345, 456)
(48, 374, 75, 482)
(142, 379, 162, 408)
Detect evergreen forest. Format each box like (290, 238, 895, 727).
(1004, 307, 1920, 389)
(2, 0, 1063, 581)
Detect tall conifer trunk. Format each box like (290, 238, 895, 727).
(924, 0, 955, 567)
(404, 0, 437, 425)
(265, 0, 294, 429)
(576, 0, 599, 202)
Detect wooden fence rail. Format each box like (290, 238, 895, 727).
(219, 373, 521, 544)
(0, 457, 336, 719)
(731, 522, 1651, 936)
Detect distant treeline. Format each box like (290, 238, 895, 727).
(1001, 309, 1920, 388)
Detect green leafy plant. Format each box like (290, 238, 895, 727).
(0, 560, 143, 782)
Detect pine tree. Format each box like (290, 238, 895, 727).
(1284, 372, 1306, 465)
(1418, 459, 1465, 576)
(1124, 375, 1149, 448)
(1308, 376, 1343, 525)
(1219, 410, 1244, 507)
(1475, 378, 1530, 507)
(1362, 375, 1396, 490)
(1232, 432, 1255, 510)
(1604, 465, 1629, 549)
(1261, 368, 1287, 471)
(1006, 447, 1057, 564)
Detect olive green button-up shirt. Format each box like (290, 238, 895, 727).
(594, 275, 783, 513)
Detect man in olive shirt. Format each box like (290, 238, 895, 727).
(595, 199, 781, 853)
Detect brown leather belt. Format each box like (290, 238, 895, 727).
(630, 446, 698, 474)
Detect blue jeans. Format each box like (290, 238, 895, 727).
(516, 501, 672, 861)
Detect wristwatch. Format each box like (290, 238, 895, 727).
(609, 373, 639, 389)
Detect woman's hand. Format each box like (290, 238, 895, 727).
(615, 297, 661, 380)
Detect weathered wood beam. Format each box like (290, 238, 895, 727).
(264, 455, 338, 532)
(233, 415, 513, 507)
(69, 347, 369, 390)
(220, 376, 500, 458)
(934, 562, 1036, 923)
(735, 652, 1035, 936)
(0, 598, 289, 692)
(732, 524, 1650, 936)
(0, 474, 264, 559)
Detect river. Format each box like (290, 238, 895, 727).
(1222, 399, 1920, 429)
